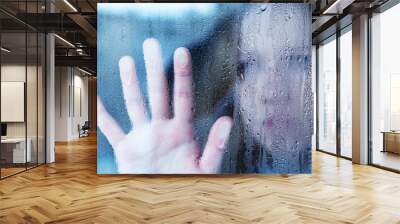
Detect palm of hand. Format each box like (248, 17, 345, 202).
(98, 38, 232, 174)
(115, 120, 200, 174)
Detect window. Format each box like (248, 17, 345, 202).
(0, 1, 47, 179)
(340, 28, 352, 158)
(317, 36, 337, 154)
(371, 2, 400, 171)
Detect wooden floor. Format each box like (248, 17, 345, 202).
(1, 135, 400, 224)
(372, 150, 400, 171)
(0, 167, 26, 178)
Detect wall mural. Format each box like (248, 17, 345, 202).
(97, 3, 312, 174)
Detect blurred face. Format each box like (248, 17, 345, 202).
(237, 6, 310, 151)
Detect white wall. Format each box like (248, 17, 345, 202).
(1, 65, 42, 137)
(55, 67, 69, 141)
(55, 67, 89, 141)
(1, 65, 26, 135)
(1, 64, 46, 163)
(72, 73, 89, 138)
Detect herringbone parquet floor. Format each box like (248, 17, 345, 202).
(1, 135, 400, 224)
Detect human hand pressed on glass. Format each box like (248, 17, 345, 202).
(98, 38, 233, 174)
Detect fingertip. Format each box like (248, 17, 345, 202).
(119, 56, 136, 84)
(143, 38, 161, 53)
(200, 116, 233, 173)
(215, 116, 233, 149)
(218, 116, 233, 126)
(174, 47, 190, 60)
(119, 55, 134, 67)
(97, 97, 107, 128)
(174, 47, 192, 76)
(97, 96, 104, 111)
(143, 37, 159, 46)
(217, 116, 233, 133)
(143, 38, 164, 74)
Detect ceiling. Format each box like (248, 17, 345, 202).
(0, 0, 390, 75)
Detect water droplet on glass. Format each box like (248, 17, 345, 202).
(260, 5, 267, 12)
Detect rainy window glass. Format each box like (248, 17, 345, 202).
(97, 3, 312, 174)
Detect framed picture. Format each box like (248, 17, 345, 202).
(97, 3, 312, 174)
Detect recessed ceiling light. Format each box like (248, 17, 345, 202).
(54, 34, 75, 48)
(322, 0, 354, 15)
(1, 47, 11, 53)
(63, 0, 78, 12)
(78, 67, 93, 76)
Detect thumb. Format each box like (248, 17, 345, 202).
(199, 116, 233, 174)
